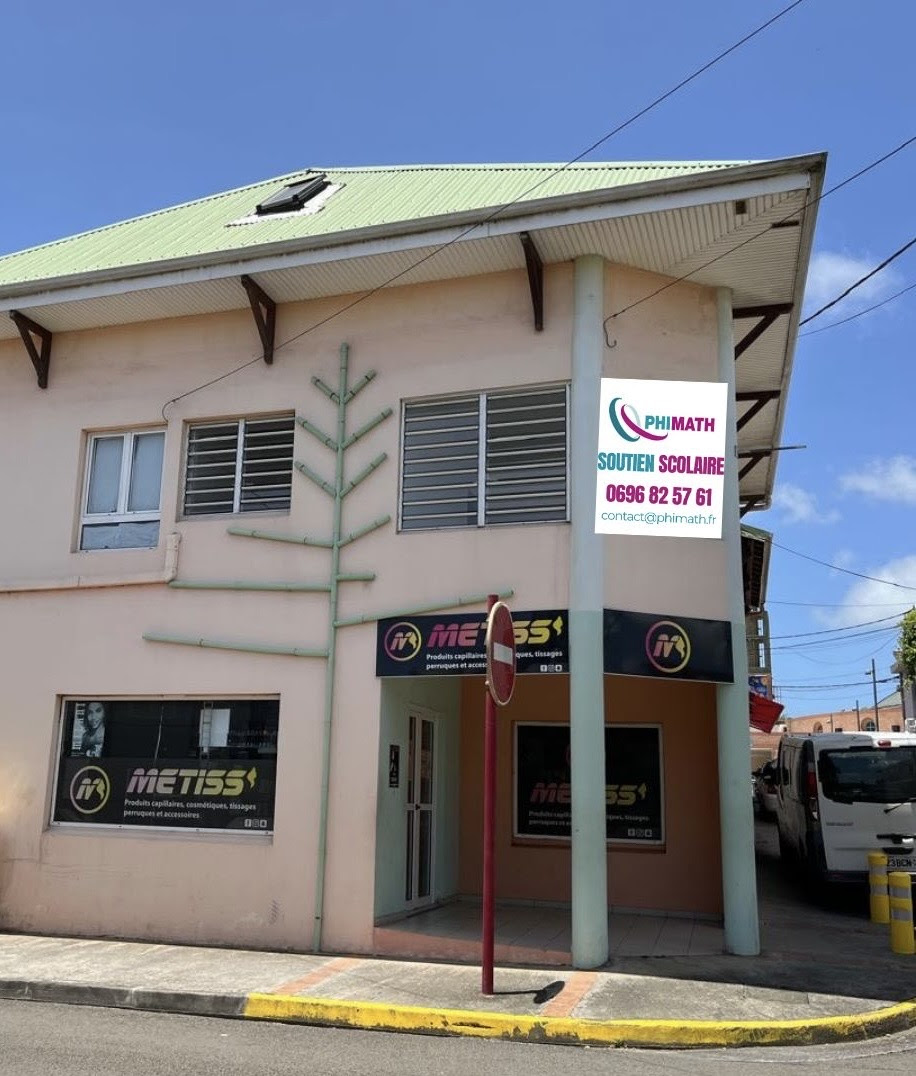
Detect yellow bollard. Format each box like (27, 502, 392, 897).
(868, 851, 890, 924)
(888, 871, 915, 955)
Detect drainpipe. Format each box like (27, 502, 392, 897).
(715, 287, 760, 956)
(312, 343, 349, 953)
(569, 254, 609, 969)
(0, 532, 181, 593)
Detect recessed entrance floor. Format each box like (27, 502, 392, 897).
(374, 900, 723, 966)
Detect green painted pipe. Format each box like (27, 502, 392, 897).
(311, 375, 339, 404)
(296, 415, 337, 451)
(227, 525, 334, 549)
(338, 515, 390, 548)
(169, 580, 331, 592)
(143, 632, 327, 658)
(337, 572, 376, 582)
(343, 407, 394, 450)
(334, 589, 514, 628)
(344, 368, 376, 404)
(341, 453, 387, 498)
(294, 460, 335, 497)
(313, 342, 349, 953)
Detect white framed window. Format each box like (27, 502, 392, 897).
(399, 384, 569, 531)
(183, 415, 294, 517)
(80, 429, 165, 551)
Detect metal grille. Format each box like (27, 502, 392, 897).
(184, 416, 293, 516)
(485, 387, 567, 524)
(401, 396, 480, 530)
(400, 386, 568, 530)
(239, 417, 294, 512)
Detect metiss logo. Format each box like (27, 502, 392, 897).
(645, 620, 691, 673)
(69, 766, 111, 814)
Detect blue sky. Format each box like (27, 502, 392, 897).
(2, 1, 913, 718)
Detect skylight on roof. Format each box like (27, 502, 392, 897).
(256, 174, 330, 216)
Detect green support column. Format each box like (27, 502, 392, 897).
(569, 254, 609, 969)
(715, 287, 761, 956)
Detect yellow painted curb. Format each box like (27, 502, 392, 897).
(243, 993, 916, 1049)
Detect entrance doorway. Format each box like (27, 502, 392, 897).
(405, 710, 436, 909)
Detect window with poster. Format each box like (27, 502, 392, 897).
(52, 698, 279, 833)
(513, 722, 664, 845)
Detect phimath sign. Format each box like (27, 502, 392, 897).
(595, 377, 728, 539)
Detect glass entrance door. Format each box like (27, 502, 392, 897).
(405, 711, 435, 908)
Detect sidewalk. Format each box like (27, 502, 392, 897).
(0, 831, 914, 1050)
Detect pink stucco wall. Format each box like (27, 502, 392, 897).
(0, 261, 728, 950)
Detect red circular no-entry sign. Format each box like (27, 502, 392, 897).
(485, 601, 516, 706)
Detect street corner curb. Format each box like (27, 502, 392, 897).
(0, 979, 246, 1020)
(242, 993, 916, 1049)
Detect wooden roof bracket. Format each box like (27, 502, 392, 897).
(240, 275, 277, 365)
(740, 495, 764, 517)
(736, 389, 781, 432)
(519, 232, 544, 332)
(733, 303, 793, 360)
(9, 310, 52, 388)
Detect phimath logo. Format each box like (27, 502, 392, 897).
(609, 398, 717, 443)
(645, 620, 691, 674)
(69, 765, 111, 815)
(383, 620, 422, 662)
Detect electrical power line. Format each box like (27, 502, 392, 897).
(776, 676, 895, 690)
(770, 540, 916, 591)
(767, 612, 903, 639)
(160, 1, 811, 416)
(799, 236, 916, 326)
(771, 625, 898, 651)
(768, 598, 911, 607)
(602, 133, 916, 331)
(799, 279, 916, 336)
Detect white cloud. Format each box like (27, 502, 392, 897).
(840, 456, 916, 505)
(830, 549, 856, 573)
(818, 554, 916, 629)
(804, 250, 903, 318)
(771, 482, 840, 525)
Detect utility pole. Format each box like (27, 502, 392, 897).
(856, 700, 860, 731)
(867, 658, 880, 730)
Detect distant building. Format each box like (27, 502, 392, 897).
(785, 691, 905, 735)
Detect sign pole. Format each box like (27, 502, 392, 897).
(482, 592, 497, 995)
(480, 594, 516, 996)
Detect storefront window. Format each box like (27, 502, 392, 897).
(52, 698, 279, 832)
(514, 723, 664, 845)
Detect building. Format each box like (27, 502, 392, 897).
(0, 157, 823, 967)
(786, 690, 906, 735)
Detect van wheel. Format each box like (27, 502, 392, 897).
(802, 842, 828, 903)
(778, 829, 795, 868)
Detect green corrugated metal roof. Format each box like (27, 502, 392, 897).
(741, 523, 772, 541)
(0, 161, 749, 289)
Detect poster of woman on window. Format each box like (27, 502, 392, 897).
(70, 701, 106, 758)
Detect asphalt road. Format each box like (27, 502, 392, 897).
(2, 1000, 916, 1076)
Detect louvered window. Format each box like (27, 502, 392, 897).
(183, 416, 294, 517)
(400, 386, 568, 531)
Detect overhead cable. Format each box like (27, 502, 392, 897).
(160, 1, 810, 416)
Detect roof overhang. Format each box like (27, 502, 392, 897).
(741, 525, 773, 613)
(0, 154, 825, 510)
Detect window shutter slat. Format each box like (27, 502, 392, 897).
(183, 416, 293, 516)
(240, 418, 294, 512)
(401, 397, 479, 530)
(485, 388, 567, 524)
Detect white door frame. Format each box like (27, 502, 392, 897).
(404, 706, 438, 911)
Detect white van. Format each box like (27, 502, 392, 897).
(776, 731, 916, 889)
